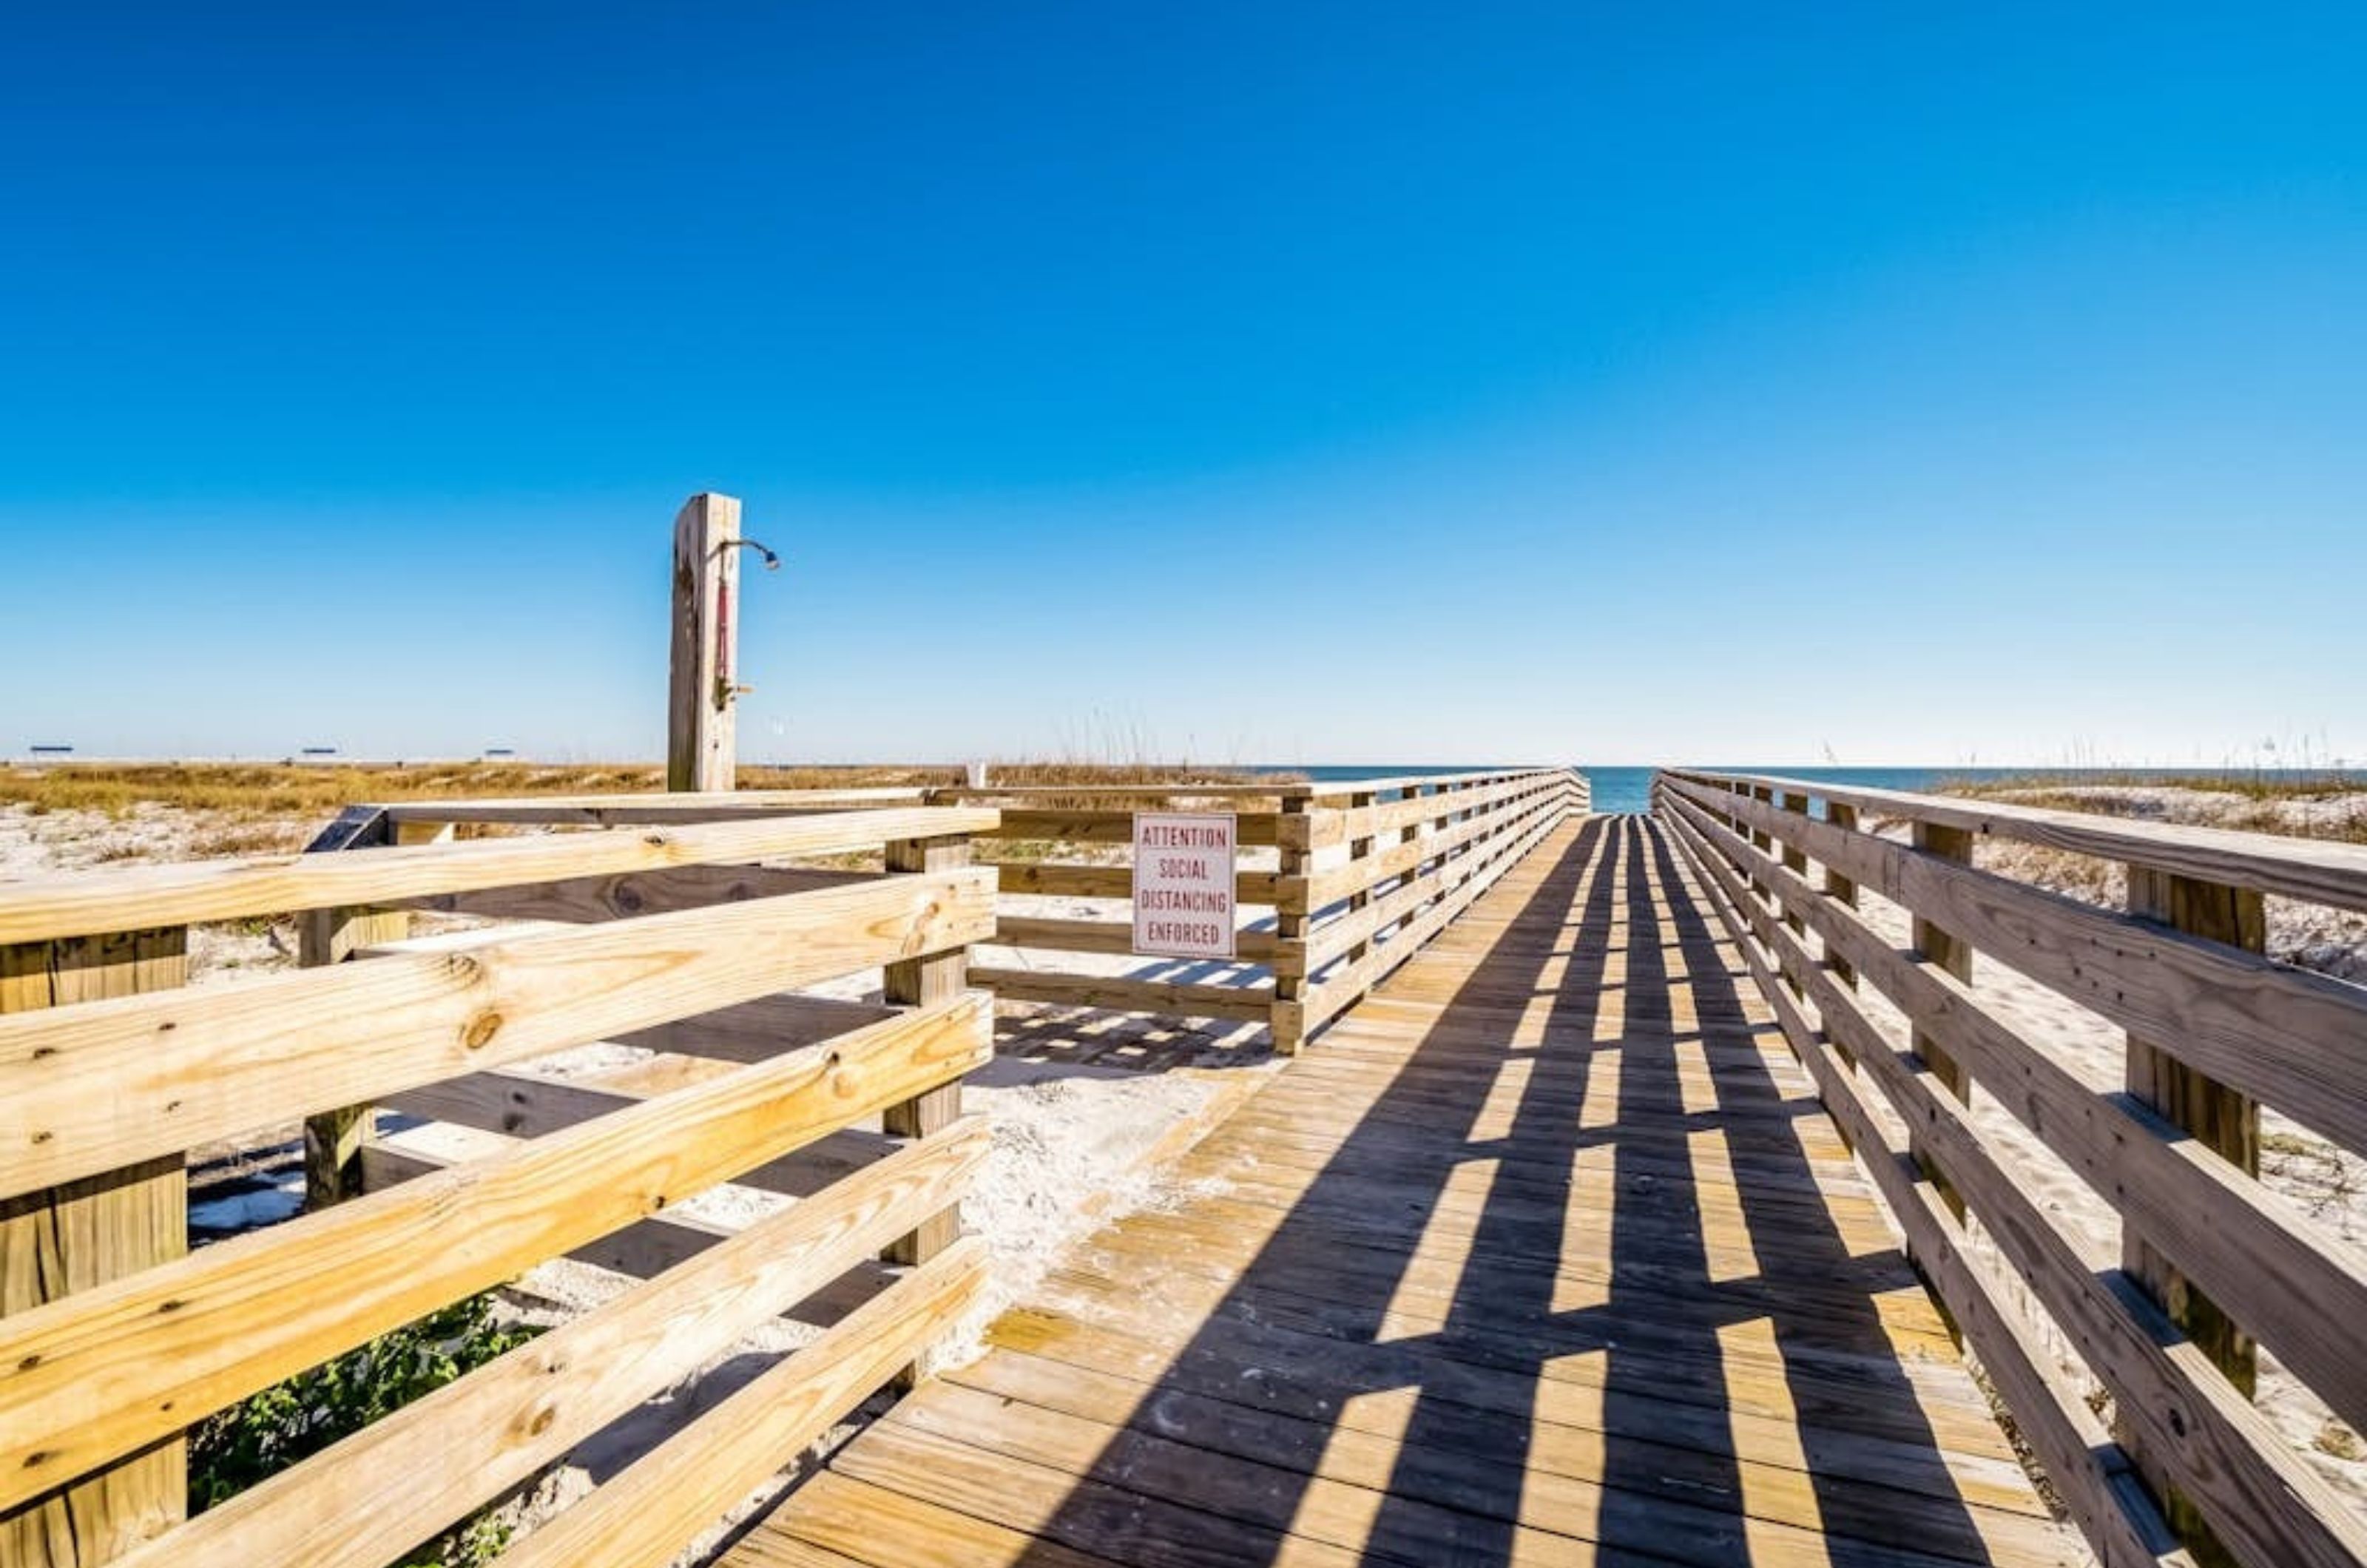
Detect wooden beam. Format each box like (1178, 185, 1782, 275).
(382, 787, 929, 825)
(1, 927, 189, 1566)
(2123, 867, 2264, 1567)
(297, 905, 408, 1208)
(990, 861, 1284, 907)
(880, 835, 971, 1271)
(668, 492, 743, 793)
(389, 863, 874, 925)
(1271, 798, 1311, 1054)
(988, 916, 1286, 970)
(967, 968, 1274, 1023)
(0, 805, 1000, 948)
(983, 809, 1282, 848)
(0, 869, 995, 1200)
(1343, 791, 1375, 970)
(1777, 791, 1809, 944)
(1823, 799, 1860, 988)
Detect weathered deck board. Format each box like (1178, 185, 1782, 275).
(727, 816, 2083, 1568)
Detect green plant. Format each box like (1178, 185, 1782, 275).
(192, 1292, 540, 1566)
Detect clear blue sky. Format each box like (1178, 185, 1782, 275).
(3, 4, 2361, 766)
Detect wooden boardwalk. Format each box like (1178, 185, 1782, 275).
(728, 816, 2081, 1568)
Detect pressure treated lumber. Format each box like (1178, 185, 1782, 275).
(968, 967, 1276, 1022)
(0, 804, 999, 947)
(1, 927, 189, 1567)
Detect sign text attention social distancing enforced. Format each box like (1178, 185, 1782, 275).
(1132, 811, 1237, 960)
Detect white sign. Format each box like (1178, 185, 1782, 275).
(1132, 811, 1237, 960)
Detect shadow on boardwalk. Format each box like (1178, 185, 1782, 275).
(732, 817, 2064, 1567)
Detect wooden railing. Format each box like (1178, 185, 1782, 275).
(1654, 768, 2367, 1568)
(0, 801, 999, 1567)
(933, 768, 1587, 1052)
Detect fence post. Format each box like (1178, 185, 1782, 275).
(291, 809, 403, 1208)
(1777, 792, 1811, 996)
(1748, 784, 1774, 904)
(300, 905, 409, 1207)
(1823, 800, 1860, 987)
(1272, 794, 1312, 1055)
(1344, 791, 1376, 967)
(2121, 868, 2261, 1565)
(1, 927, 190, 1564)
(1911, 821, 1975, 1217)
(880, 831, 972, 1268)
(667, 492, 743, 794)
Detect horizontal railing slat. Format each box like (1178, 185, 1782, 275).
(990, 915, 1286, 968)
(380, 786, 934, 824)
(1302, 766, 1573, 801)
(0, 868, 995, 1200)
(391, 862, 876, 922)
(0, 804, 1001, 946)
(1320, 771, 1572, 845)
(982, 809, 1282, 848)
(992, 861, 1284, 905)
(967, 966, 1275, 1022)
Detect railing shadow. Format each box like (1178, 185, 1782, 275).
(1008, 814, 1999, 1566)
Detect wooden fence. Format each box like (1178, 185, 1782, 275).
(933, 767, 1588, 1052)
(0, 801, 999, 1567)
(1655, 768, 2367, 1568)
(365, 768, 1591, 1055)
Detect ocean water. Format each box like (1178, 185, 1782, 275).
(1293, 765, 2345, 816)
